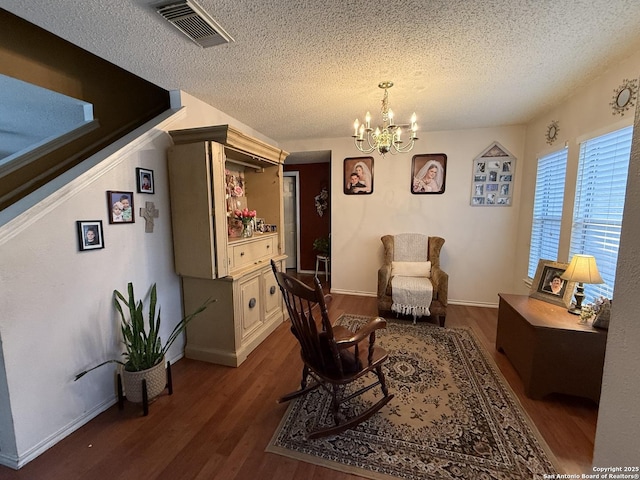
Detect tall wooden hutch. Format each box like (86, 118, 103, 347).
(167, 125, 289, 366)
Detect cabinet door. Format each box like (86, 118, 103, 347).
(209, 142, 230, 278)
(263, 267, 281, 317)
(167, 142, 216, 278)
(239, 274, 262, 340)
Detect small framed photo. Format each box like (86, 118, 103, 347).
(136, 168, 154, 194)
(255, 217, 265, 233)
(344, 157, 374, 195)
(77, 220, 104, 251)
(107, 191, 135, 224)
(529, 259, 575, 308)
(227, 217, 243, 238)
(411, 154, 447, 194)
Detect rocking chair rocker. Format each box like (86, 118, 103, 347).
(271, 260, 394, 439)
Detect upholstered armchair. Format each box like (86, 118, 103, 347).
(377, 234, 448, 327)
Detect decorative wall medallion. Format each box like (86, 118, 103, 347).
(545, 120, 559, 145)
(610, 78, 638, 116)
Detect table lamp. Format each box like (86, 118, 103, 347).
(561, 254, 604, 315)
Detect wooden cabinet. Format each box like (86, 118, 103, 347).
(167, 125, 289, 367)
(496, 293, 607, 403)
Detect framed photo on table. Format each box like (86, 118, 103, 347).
(529, 259, 575, 308)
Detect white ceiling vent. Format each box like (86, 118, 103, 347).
(156, 0, 234, 48)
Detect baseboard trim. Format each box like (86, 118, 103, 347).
(0, 352, 184, 470)
(0, 396, 117, 470)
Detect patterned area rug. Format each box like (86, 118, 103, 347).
(266, 315, 559, 480)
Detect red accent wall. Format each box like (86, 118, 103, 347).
(284, 163, 331, 271)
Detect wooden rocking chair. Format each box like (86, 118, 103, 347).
(271, 260, 394, 439)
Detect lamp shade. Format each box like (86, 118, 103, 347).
(561, 255, 604, 284)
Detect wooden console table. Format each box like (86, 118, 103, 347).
(496, 293, 607, 403)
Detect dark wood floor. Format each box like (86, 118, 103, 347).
(0, 274, 598, 479)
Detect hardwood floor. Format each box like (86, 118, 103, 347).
(0, 274, 598, 479)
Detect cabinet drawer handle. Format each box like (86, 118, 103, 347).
(266, 245, 270, 249)
(270, 286, 276, 295)
(240, 251, 245, 256)
(248, 298, 256, 309)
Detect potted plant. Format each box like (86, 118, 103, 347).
(75, 282, 213, 403)
(313, 236, 330, 257)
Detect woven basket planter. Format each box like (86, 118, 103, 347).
(122, 357, 167, 404)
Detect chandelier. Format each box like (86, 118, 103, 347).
(352, 81, 418, 156)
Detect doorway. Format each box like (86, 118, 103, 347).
(283, 172, 300, 270)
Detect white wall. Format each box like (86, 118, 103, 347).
(284, 126, 526, 306)
(0, 116, 181, 468)
(593, 88, 640, 466)
(0, 92, 281, 469)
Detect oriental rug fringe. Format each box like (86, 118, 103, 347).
(266, 315, 560, 480)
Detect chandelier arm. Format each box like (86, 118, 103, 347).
(393, 138, 416, 153)
(354, 137, 376, 154)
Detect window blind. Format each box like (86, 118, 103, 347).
(570, 125, 633, 301)
(528, 149, 568, 278)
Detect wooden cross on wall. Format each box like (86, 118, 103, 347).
(140, 201, 159, 233)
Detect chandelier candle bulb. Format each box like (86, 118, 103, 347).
(353, 119, 359, 137)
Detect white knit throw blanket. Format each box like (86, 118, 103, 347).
(391, 276, 433, 317)
(391, 233, 433, 318)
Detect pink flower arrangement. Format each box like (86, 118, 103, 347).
(235, 208, 256, 224)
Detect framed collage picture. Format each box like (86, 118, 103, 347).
(470, 142, 516, 206)
(343, 157, 374, 195)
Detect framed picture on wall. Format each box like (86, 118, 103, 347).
(343, 157, 374, 194)
(411, 153, 447, 194)
(529, 259, 575, 308)
(470, 142, 516, 206)
(107, 190, 135, 224)
(77, 220, 104, 251)
(136, 168, 154, 194)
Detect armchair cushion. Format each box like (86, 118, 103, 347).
(391, 261, 431, 278)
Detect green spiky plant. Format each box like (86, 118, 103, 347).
(312, 236, 330, 256)
(75, 282, 213, 380)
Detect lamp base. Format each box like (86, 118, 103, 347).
(567, 282, 585, 315)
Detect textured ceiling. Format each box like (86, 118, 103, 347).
(3, 0, 640, 145)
